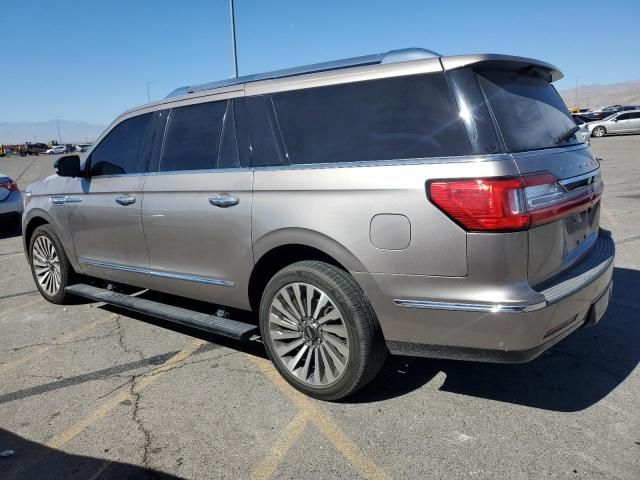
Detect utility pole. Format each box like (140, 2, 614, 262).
(574, 76, 579, 109)
(230, 0, 239, 78)
(146, 81, 153, 102)
(57, 118, 62, 144)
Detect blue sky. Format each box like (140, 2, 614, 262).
(3, 0, 639, 125)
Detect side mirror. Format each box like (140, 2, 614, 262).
(612, 118, 618, 122)
(54, 155, 83, 177)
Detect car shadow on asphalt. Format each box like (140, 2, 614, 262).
(348, 266, 640, 411)
(0, 221, 21, 240)
(68, 267, 638, 413)
(0, 428, 181, 480)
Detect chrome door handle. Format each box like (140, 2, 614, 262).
(115, 195, 136, 206)
(208, 194, 239, 208)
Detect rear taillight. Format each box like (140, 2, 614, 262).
(428, 172, 602, 232)
(0, 180, 18, 192)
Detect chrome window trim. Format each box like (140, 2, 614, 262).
(78, 259, 235, 287)
(393, 299, 547, 313)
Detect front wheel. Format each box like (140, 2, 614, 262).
(29, 225, 76, 304)
(592, 126, 606, 137)
(259, 261, 387, 400)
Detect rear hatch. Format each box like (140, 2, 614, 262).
(473, 67, 602, 285)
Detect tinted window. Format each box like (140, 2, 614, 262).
(90, 113, 153, 176)
(245, 96, 287, 167)
(631, 112, 640, 119)
(270, 73, 471, 165)
(616, 113, 632, 121)
(160, 101, 227, 172)
(218, 101, 241, 169)
(476, 69, 579, 152)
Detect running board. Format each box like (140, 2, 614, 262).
(65, 284, 258, 341)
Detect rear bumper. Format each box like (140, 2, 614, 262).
(0, 191, 23, 216)
(354, 229, 615, 362)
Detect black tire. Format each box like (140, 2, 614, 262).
(29, 224, 76, 304)
(259, 260, 387, 400)
(592, 126, 606, 138)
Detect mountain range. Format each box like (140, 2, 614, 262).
(1, 80, 638, 145)
(0, 120, 106, 145)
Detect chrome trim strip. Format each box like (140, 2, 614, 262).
(393, 299, 547, 313)
(49, 195, 83, 205)
(541, 256, 614, 305)
(510, 144, 588, 158)
(558, 170, 599, 188)
(78, 259, 235, 287)
(64, 195, 83, 203)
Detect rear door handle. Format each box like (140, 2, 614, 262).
(208, 194, 239, 208)
(115, 195, 136, 206)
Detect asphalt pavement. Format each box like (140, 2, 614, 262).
(0, 138, 638, 479)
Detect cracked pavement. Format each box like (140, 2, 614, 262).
(1, 140, 640, 480)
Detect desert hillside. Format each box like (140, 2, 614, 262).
(559, 80, 640, 110)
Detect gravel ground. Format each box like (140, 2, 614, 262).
(0, 137, 638, 480)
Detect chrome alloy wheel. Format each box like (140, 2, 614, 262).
(268, 282, 349, 386)
(32, 236, 61, 296)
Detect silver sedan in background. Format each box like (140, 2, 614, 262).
(589, 109, 640, 137)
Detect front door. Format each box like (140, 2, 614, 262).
(68, 111, 157, 286)
(142, 97, 254, 309)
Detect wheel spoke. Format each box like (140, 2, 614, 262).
(272, 298, 300, 325)
(319, 345, 335, 383)
(275, 338, 304, 357)
(322, 324, 347, 338)
(313, 347, 321, 385)
(312, 292, 329, 320)
(292, 284, 306, 317)
(298, 347, 313, 382)
(305, 285, 314, 319)
(287, 344, 308, 370)
(323, 333, 349, 358)
(280, 288, 302, 320)
(272, 330, 302, 340)
(269, 313, 298, 331)
(317, 308, 341, 325)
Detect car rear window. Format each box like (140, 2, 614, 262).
(475, 69, 580, 152)
(270, 73, 471, 165)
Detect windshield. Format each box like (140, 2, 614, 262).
(475, 69, 580, 152)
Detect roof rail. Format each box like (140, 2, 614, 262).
(165, 47, 441, 98)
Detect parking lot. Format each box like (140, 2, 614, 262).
(0, 137, 639, 479)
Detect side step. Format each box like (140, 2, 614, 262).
(65, 284, 259, 341)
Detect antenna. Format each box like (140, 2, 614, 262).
(230, 0, 239, 78)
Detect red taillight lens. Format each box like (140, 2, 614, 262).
(0, 180, 18, 192)
(428, 178, 529, 231)
(428, 172, 603, 232)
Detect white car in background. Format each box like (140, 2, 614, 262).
(0, 173, 23, 229)
(46, 146, 68, 155)
(589, 110, 640, 137)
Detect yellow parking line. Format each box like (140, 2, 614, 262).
(250, 410, 311, 480)
(248, 355, 389, 480)
(47, 339, 205, 449)
(0, 314, 118, 374)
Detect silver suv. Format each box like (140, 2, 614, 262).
(23, 49, 615, 400)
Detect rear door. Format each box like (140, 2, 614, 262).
(141, 96, 254, 309)
(472, 67, 602, 285)
(612, 112, 635, 132)
(68, 112, 157, 286)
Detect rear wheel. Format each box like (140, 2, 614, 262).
(592, 126, 606, 137)
(29, 225, 76, 304)
(259, 261, 387, 400)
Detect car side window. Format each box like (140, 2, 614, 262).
(160, 100, 228, 172)
(270, 73, 471, 165)
(89, 113, 153, 176)
(617, 113, 631, 121)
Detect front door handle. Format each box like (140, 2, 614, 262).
(208, 194, 239, 208)
(115, 195, 136, 206)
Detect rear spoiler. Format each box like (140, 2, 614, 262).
(440, 54, 563, 82)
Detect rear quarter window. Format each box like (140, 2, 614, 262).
(270, 73, 471, 165)
(476, 69, 579, 153)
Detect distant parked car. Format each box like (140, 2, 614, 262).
(588, 110, 640, 137)
(573, 116, 590, 144)
(46, 146, 68, 155)
(0, 173, 23, 229)
(583, 105, 639, 121)
(75, 143, 92, 152)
